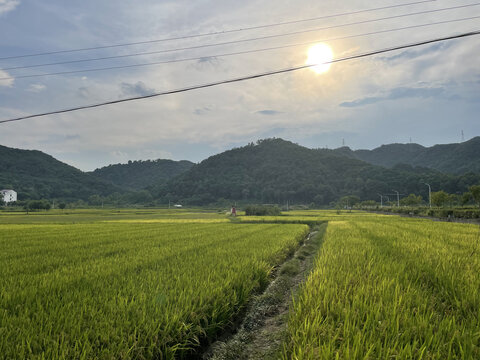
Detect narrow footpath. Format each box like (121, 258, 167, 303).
(203, 223, 327, 360)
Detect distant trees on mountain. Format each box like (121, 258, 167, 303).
(1, 138, 480, 208)
(155, 139, 480, 206)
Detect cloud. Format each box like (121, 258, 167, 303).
(194, 106, 213, 116)
(255, 110, 284, 116)
(381, 43, 450, 63)
(120, 81, 155, 97)
(77, 87, 91, 99)
(340, 86, 446, 108)
(27, 83, 46, 92)
(0, 70, 14, 87)
(0, 0, 19, 15)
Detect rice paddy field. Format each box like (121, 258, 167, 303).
(0, 209, 308, 359)
(282, 214, 480, 359)
(1, 208, 479, 359)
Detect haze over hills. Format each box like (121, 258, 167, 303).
(1, 137, 479, 204)
(90, 159, 194, 190)
(335, 136, 480, 175)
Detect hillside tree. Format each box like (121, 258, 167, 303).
(431, 191, 449, 207)
(469, 185, 480, 207)
(400, 194, 423, 206)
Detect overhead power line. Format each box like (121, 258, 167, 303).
(1, 15, 478, 81)
(0, 0, 436, 61)
(2, 2, 477, 72)
(1, 30, 479, 125)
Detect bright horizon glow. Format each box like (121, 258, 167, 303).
(306, 43, 334, 74)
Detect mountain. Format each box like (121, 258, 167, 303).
(90, 159, 194, 190)
(336, 137, 480, 175)
(155, 139, 480, 205)
(0, 145, 120, 201)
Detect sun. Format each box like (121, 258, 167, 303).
(306, 43, 334, 74)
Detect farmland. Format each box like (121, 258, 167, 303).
(282, 214, 480, 359)
(0, 209, 308, 359)
(1, 209, 480, 359)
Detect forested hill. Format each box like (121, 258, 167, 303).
(155, 138, 480, 205)
(336, 137, 480, 175)
(90, 159, 194, 190)
(0, 145, 120, 201)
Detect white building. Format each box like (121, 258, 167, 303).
(1, 189, 17, 204)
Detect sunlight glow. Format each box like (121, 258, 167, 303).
(306, 43, 334, 74)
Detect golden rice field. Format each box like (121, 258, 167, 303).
(0, 210, 308, 359)
(2, 208, 479, 359)
(282, 215, 480, 359)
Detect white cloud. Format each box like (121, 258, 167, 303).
(0, 70, 14, 87)
(27, 84, 46, 92)
(0, 0, 19, 15)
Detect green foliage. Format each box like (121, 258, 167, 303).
(462, 192, 473, 206)
(244, 204, 282, 216)
(0, 145, 121, 201)
(342, 136, 480, 175)
(24, 199, 51, 210)
(91, 159, 194, 190)
(338, 195, 360, 207)
(469, 185, 480, 207)
(400, 193, 423, 206)
(431, 190, 450, 207)
(158, 139, 480, 206)
(359, 200, 378, 207)
(58, 202, 66, 210)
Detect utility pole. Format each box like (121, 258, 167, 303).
(424, 183, 432, 208)
(461, 130, 465, 142)
(392, 190, 400, 207)
(377, 193, 383, 208)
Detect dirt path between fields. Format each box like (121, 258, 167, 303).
(202, 224, 326, 360)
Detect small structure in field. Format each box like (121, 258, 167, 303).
(174, 204, 182, 208)
(231, 206, 237, 216)
(1, 189, 17, 203)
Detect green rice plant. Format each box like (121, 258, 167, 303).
(0, 219, 308, 359)
(283, 216, 480, 359)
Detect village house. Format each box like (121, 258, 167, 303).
(1, 189, 17, 203)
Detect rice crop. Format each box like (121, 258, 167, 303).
(283, 216, 480, 359)
(0, 219, 308, 359)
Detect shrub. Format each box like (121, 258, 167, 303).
(244, 205, 281, 216)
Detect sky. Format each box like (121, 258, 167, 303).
(0, 0, 479, 171)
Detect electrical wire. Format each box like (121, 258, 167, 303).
(1, 15, 478, 81)
(1, 30, 478, 124)
(2, 2, 477, 72)
(0, 0, 437, 61)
